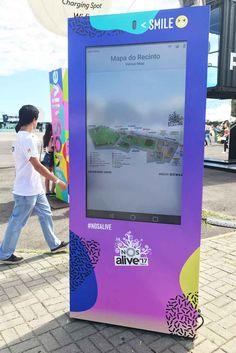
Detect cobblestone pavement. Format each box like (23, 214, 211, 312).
(0, 232, 235, 353)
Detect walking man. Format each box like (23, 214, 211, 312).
(0, 105, 68, 264)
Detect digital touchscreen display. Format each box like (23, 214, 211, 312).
(86, 41, 187, 224)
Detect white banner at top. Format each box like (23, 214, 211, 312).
(28, 0, 112, 36)
(28, 0, 205, 37)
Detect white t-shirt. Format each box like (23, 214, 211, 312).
(12, 131, 44, 196)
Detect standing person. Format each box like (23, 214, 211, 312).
(209, 124, 215, 144)
(0, 105, 68, 264)
(42, 123, 55, 196)
(222, 120, 230, 153)
(205, 123, 211, 146)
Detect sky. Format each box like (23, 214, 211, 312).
(0, 0, 233, 123)
(0, 0, 181, 121)
(0, 0, 67, 121)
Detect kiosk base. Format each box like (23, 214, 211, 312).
(204, 159, 236, 172)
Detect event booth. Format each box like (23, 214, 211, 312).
(68, 6, 209, 337)
(49, 68, 69, 203)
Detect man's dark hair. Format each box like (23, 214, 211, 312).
(15, 105, 39, 133)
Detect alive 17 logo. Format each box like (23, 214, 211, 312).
(114, 231, 151, 266)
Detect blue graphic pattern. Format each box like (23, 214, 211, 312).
(70, 231, 100, 311)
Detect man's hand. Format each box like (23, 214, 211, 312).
(57, 180, 67, 191)
(29, 157, 67, 191)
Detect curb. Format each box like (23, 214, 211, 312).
(0, 166, 14, 169)
(206, 217, 236, 229)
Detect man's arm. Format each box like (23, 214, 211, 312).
(29, 157, 67, 190)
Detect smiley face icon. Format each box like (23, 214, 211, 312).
(176, 15, 188, 28)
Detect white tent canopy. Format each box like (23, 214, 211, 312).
(28, 0, 205, 37)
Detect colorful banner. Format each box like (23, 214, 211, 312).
(49, 68, 69, 203)
(69, 7, 209, 337)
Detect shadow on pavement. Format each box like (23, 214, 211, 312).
(201, 223, 233, 239)
(47, 196, 69, 210)
(203, 168, 236, 186)
(0, 252, 68, 271)
(0, 312, 195, 353)
(0, 201, 14, 224)
(53, 210, 69, 221)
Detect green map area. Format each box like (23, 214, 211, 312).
(89, 126, 180, 164)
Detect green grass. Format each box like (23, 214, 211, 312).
(202, 209, 236, 223)
(133, 136, 155, 150)
(89, 127, 120, 147)
(117, 135, 134, 150)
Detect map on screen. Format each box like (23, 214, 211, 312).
(86, 41, 187, 224)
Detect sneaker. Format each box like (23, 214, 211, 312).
(0, 254, 24, 264)
(51, 241, 69, 254)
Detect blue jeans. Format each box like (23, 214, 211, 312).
(0, 193, 61, 260)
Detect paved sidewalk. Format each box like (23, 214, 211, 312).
(0, 233, 236, 353)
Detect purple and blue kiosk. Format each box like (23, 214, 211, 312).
(68, 6, 209, 337)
